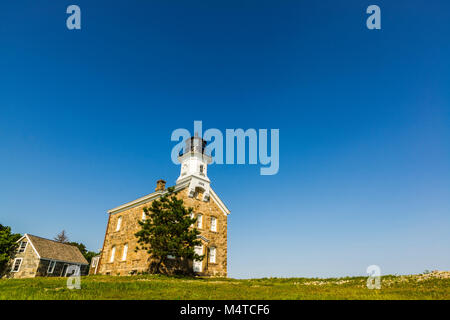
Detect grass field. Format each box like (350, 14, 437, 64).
(0, 272, 449, 300)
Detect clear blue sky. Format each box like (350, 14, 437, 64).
(1, 1, 449, 278)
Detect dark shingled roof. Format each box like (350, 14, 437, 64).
(27, 234, 88, 265)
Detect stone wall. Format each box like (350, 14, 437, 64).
(7, 240, 39, 279)
(36, 259, 89, 277)
(98, 187, 228, 277)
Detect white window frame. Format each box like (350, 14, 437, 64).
(18, 241, 28, 253)
(197, 214, 203, 229)
(210, 216, 217, 232)
(110, 246, 116, 263)
(190, 213, 195, 227)
(122, 244, 128, 261)
(47, 260, 56, 274)
(116, 216, 122, 231)
(11, 258, 23, 272)
(209, 247, 216, 264)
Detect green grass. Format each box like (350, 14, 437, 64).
(0, 274, 449, 300)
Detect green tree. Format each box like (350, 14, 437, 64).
(135, 187, 203, 274)
(0, 224, 21, 276)
(68, 242, 98, 265)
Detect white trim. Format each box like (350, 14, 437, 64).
(121, 244, 128, 261)
(110, 246, 116, 263)
(210, 216, 217, 232)
(116, 216, 122, 231)
(197, 214, 203, 229)
(11, 258, 23, 272)
(107, 180, 230, 216)
(209, 247, 216, 263)
(61, 263, 69, 277)
(108, 181, 190, 214)
(210, 188, 230, 216)
(94, 256, 100, 275)
(193, 245, 203, 273)
(40, 257, 88, 266)
(47, 260, 56, 274)
(17, 234, 41, 259)
(197, 235, 210, 243)
(17, 240, 28, 253)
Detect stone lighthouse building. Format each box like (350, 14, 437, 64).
(95, 136, 230, 277)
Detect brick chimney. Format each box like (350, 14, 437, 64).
(155, 179, 166, 192)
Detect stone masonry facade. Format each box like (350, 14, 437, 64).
(8, 241, 39, 279)
(97, 187, 228, 277)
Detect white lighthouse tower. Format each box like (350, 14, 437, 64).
(176, 134, 212, 201)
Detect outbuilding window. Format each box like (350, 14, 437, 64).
(47, 260, 56, 274)
(18, 241, 27, 253)
(11, 258, 23, 272)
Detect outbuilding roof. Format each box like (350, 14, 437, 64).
(22, 234, 88, 265)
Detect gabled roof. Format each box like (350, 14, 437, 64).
(19, 234, 88, 265)
(108, 179, 231, 216)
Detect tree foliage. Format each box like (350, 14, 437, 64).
(68, 242, 98, 265)
(0, 224, 21, 276)
(54, 230, 69, 243)
(135, 187, 203, 274)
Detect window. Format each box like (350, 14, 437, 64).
(122, 244, 128, 261)
(199, 165, 204, 175)
(18, 241, 27, 253)
(142, 211, 146, 221)
(197, 214, 203, 229)
(211, 217, 217, 232)
(47, 260, 56, 274)
(190, 213, 195, 227)
(209, 247, 216, 264)
(11, 258, 23, 272)
(110, 246, 116, 263)
(116, 216, 122, 231)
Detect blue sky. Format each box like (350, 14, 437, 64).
(1, 1, 449, 278)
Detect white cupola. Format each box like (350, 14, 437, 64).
(176, 134, 212, 201)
